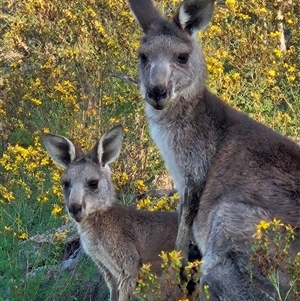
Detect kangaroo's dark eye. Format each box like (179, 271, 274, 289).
(139, 53, 148, 64)
(177, 53, 189, 64)
(63, 181, 70, 189)
(88, 180, 98, 189)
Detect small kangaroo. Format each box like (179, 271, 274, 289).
(127, 0, 300, 300)
(43, 125, 199, 301)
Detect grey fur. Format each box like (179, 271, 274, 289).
(127, 0, 300, 299)
(43, 126, 181, 301)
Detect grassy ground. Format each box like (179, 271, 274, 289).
(0, 0, 299, 299)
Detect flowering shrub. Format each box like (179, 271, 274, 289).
(0, 0, 299, 299)
(136, 250, 201, 301)
(137, 193, 180, 211)
(251, 219, 299, 299)
(202, 0, 300, 136)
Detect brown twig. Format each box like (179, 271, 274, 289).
(110, 73, 139, 85)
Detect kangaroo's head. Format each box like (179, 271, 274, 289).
(128, 0, 215, 111)
(43, 125, 124, 222)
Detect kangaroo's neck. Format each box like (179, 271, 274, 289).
(146, 88, 229, 194)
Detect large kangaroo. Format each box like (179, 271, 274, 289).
(126, 0, 300, 300)
(43, 125, 191, 301)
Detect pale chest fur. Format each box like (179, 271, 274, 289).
(148, 111, 208, 196)
(77, 224, 120, 275)
(149, 121, 185, 194)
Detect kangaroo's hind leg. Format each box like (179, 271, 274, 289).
(194, 201, 278, 301)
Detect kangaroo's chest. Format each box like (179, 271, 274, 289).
(149, 120, 207, 195)
(150, 122, 185, 193)
(78, 226, 118, 274)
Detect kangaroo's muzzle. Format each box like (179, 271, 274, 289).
(147, 86, 167, 101)
(68, 203, 83, 221)
(147, 86, 168, 110)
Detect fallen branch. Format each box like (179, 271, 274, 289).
(110, 73, 139, 85)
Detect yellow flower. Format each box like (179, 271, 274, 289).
(37, 194, 49, 203)
(103, 95, 113, 105)
(270, 31, 281, 38)
(121, 172, 129, 183)
(258, 7, 267, 14)
(231, 72, 240, 80)
(284, 224, 293, 232)
(0, 185, 14, 202)
(250, 92, 260, 101)
(257, 220, 271, 230)
(52, 204, 63, 216)
(135, 180, 148, 194)
(4, 226, 12, 232)
(273, 49, 281, 57)
(169, 250, 182, 267)
(239, 13, 250, 20)
(268, 70, 276, 77)
(19, 232, 28, 240)
(136, 195, 152, 210)
(206, 57, 224, 76)
(30, 98, 42, 105)
(42, 128, 50, 134)
(40, 158, 49, 166)
(225, 0, 237, 11)
(185, 259, 203, 269)
(288, 76, 295, 83)
(52, 170, 62, 182)
(54, 230, 68, 241)
(159, 251, 168, 263)
(139, 263, 153, 276)
(109, 117, 121, 124)
(282, 113, 291, 123)
(272, 218, 284, 227)
(203, 284, 211, 299)
(209, 25, 222, 35)
(173, 193, 180, 202)
(287, 66, 295, 73)
(86, 8, 97, 17)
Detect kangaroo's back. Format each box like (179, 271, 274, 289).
(89, 204, 179, 272)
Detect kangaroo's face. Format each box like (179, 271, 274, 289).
(43, 125, 124, 223)
(128, 0, 215, 111)
(61, 159, 115, 222)
(138, 23, 206, 110)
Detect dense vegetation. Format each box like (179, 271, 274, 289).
(0, 0, 299, 299)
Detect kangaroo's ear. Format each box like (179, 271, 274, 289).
(174, 0, 215, 35)
(127, 0, 165, 33)
(43, 134, 77, 168)
(96, 125, 124, 166)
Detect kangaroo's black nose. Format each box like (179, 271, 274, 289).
(68, 203, 82, 218)
(148, 86, 167, 101)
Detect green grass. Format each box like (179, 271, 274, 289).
(0, 0, 299, 299)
